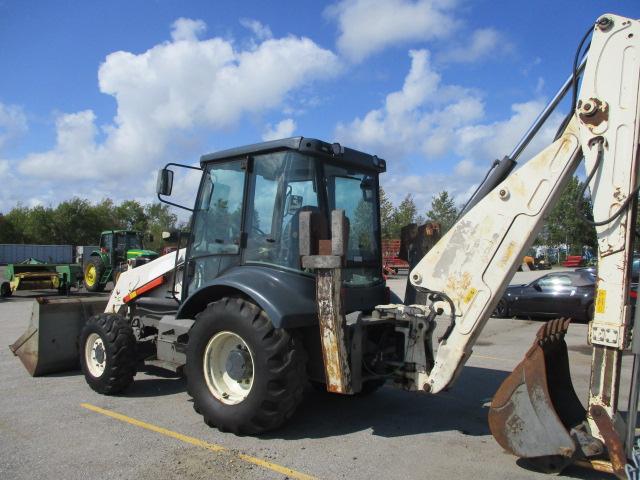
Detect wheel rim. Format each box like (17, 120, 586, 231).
(85, 333, 107, 377)
(85, 265, 96, 287)
(203, 331, 254, 405)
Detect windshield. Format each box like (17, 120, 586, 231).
(125, 232, 143, 250)
(190, 151, 382, 287)
(325, 164, 382, 286)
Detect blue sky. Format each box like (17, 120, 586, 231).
(0, 0, 638, 214)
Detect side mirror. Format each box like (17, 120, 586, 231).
(533, 283, 542, 292)
(360, 177, 374, 202)
(285, 195, 303, 215)
(162, 229, 189, 243)
(156, 168, 174, 196)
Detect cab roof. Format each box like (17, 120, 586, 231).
(199, 137, 386, 173)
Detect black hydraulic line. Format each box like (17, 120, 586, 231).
(577, 139, 640, 227)
(458, 156, 516, 217)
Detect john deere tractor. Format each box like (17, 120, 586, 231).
(84, 230, 158, 292)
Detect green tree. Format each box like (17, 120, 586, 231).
(379, 187, 395, 239)
(145, 202, 178, 250)
(388, 194, 417, 238)
(426, 191, 458, 233)
(114, 200, 147, 231)
(542, 176, 596, 254)
(52, 198, 110, 245)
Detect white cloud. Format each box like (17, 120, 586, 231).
(0, 102, 28, 150)
(170, 18, 206, 42)
(337, 48, 561, 209)
(240, 18, 273, 40)
(17, 18, 341, 183)
(441, 28, 509, 64)
(262, 118, 297, 141)
(335, 49, 484, 160)
(325, 0, 459, 62)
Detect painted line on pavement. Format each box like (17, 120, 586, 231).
(80, 403, 317, 480)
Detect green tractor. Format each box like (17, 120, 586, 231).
(84, 230, 158, 292)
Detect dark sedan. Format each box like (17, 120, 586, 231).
(494, 270, 595, 322)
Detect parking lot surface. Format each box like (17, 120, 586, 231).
(0, 269, 627, 479)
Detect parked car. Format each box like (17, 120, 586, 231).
(494, 270, 596, 322)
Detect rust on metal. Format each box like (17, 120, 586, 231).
(315, 268, 352, 393)
(578, 98, 609, 128)
(10, 297, 108, 376)
(489, 318, 585, 472)
(300, 209, 352, 394)
(589, 405, 627, 478)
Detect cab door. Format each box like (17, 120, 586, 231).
(185, 159, 248, 296)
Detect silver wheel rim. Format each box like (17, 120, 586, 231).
(203, 331, 254, 405)
(85, 333, 106, 378)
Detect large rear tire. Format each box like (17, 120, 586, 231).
(186, 297, 307, 434)
(84, 256, 106, 292)
(79, 313, 137, 394)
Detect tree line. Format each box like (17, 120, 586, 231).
(0, 176, 598, 255)
(380, 188, 459, 239)
(0, 198, 178, 251)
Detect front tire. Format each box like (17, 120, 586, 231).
(186, 298, 307, 434)
(84, 256, 105, 292)
(79, 313, 137, 394)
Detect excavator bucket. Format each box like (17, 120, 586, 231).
(9, 296, 108, 376)
(488, 318, 586, 472)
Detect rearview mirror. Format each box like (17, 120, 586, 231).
(156, 168, 174, 196)
(360, 177, 374, 202)
(285, 195, 303, 215)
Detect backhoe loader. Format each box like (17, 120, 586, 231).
(9, 13, 640, 478)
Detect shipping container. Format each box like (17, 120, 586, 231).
(0, 244, 73, 265)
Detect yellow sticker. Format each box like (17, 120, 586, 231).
(595, 289, 606, 314)
(463, 287, 478, 304)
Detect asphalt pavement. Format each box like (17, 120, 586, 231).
(0, 268, 628, 479)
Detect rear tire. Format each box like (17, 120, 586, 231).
(84, 256, 105, 292)
(493, 299, 509, 318)
(186, 297, 307, 434)
(79, 313, 136, 394)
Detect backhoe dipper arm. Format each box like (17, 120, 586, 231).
(409, 14, 640, 396)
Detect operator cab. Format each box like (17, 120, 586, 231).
(158, 137, 387, 317)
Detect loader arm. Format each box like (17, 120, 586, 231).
(410, 13, 640, 401)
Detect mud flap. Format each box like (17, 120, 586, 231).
(9, 296, 108, 376)
(488, 318, 586, 472)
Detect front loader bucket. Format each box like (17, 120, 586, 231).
(9, 296, 108, 376)
(488, 318, 586, 472)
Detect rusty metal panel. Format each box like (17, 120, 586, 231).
(10, 296, 108, 376)
(315, 268, 352, 394)
(489, 319, 585, 467)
